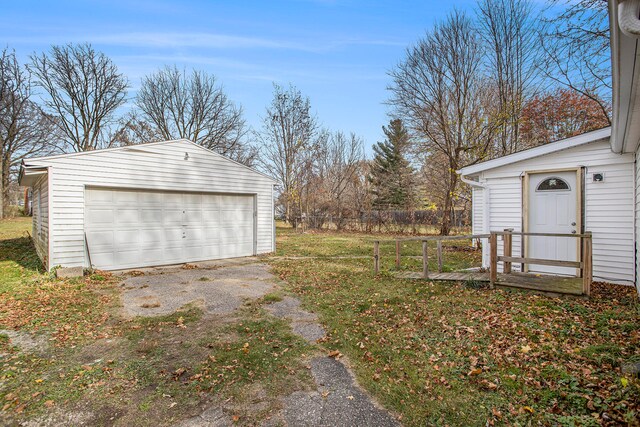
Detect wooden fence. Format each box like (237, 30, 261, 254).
(373, 234, 489, 278)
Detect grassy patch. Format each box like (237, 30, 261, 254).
(275, 226, 482, 273)
(262, 292, 284, 303)
(198, 307, 312, 398)
(0, 217, 42, 294)
(268, 226, 640, 426)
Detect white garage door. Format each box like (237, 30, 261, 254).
(85, 188, 255, 270)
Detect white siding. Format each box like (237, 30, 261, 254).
(25, 141, 275, 269)
(471, 187, 483, 236)
(636, 145, 640, 291)
(475, 139, 635, 284)
(584, 162, 635, 283)
(31, 173, 49, 269)
(486, 177, 523, 273)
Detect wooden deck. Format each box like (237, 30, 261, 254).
(395, 271, 584, 296)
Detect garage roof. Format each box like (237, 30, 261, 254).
(20, 138, 276, 185)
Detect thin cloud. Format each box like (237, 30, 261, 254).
(3, 30, 405, 53)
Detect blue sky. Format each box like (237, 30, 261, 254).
(4, 0, 497, 152)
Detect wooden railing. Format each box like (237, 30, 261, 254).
(373, 234, 489, 278)
(491, 230, 592, 296)
(372, 230, 593, 296)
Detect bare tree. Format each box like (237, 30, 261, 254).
(108, 111, 164, 147)
(539, 0, 611, 122)
(389, 11, 496, 235)
(257, 83, 317, 225)
(314, 130, 363, 227)
(477, 0, 541, 156)
(0, 49, 55, 217)
(136, 66, 248, 161)
(29, 43, 128, 152)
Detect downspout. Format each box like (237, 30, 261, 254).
(619, 0, 640, 294)
(460, 174, 490, 268)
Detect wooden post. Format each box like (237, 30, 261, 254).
(422, 241, 429, 279)
(582, 233, 592, 296)
(395, 240, 401, 270)
(489, 232, 497, 288)
(503, 229, 512, 274)
(374, 241, 380, 274)
(436, 240, 443, 273)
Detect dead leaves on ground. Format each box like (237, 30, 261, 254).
(271, 257, 640, 425)
(0, 272, 118, 346)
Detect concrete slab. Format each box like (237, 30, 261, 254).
(282, 357, 399, 427)
(112, 257, 261, 276)
(56, 266, 84, 278)
(174, 406, 231, 427)
(121, 263, 277, 317)
(265, 297, 326, 344)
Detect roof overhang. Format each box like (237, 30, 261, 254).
(457, 127, 611, 177)
(19, 165, 48, 187)
(610, 0, 640, 153)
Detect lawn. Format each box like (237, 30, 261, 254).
(0, 218, 312, 426)
(2, 218, 638, 426)
(269, 225, 640, 426)
(0, 217, 42, 293)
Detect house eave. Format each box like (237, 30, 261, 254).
(610, 0, 640, 154)
(457, 127, 611, 176)
(19, 165, 48, 187)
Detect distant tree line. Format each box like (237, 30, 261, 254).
(386, 0, 610, 234)
(0, 0, 610, 231)
(264, 0, 610, 235)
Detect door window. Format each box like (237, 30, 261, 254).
(536, 177, 570, 192)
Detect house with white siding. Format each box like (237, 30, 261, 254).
(19, 139, 276, 273)
(457, 0, 640, 292)
(458, 127, 635, 285)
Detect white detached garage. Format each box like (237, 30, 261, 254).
(19, 139, 276, 272)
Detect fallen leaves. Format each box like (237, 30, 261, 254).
(176, 316, 186, 328)
(327, 350, 342, 359)
(269, 232, 640, 426)
(0, 272, 117, 347)
(467, 368, 482, 376)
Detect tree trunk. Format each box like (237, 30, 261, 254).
(2, 156, 11, 217)
(439, 168, 459, 236)
(0, 150, 5, 219)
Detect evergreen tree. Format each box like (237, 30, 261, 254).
(369, 119, 416, 210)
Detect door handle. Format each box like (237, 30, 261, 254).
(571, 230, 576, 234)
(571, 222, 576, 226)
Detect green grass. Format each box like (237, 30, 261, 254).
(268, 226, 640, 426)
(0, 217, 42, 293)
(276, 225, 482, 273)
(262, 292, 284, 303)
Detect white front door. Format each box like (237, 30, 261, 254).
(527, 171, 579, 275)
(85, 188, 255, 270)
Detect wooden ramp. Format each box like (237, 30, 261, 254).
(395, 271, 584, 296)
(396, 271, 489, 282)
